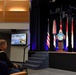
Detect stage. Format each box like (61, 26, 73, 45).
(49, 51, 76, 72)
(28, 50, 76, 71)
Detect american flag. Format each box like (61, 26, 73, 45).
(46, 19, 50, 48)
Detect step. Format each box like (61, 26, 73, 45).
(35, 52, 48, 55)
(22, 63, 39, 69)
(26, 60, 42, 65)
(29, 57, 45, 61)
(32, 54, 47, 57)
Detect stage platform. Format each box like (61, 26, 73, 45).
(28, 50, 76, 71)
(49, 51, 76, 72)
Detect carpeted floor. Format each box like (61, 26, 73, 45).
(28, 68, 76, 75)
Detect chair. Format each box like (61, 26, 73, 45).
(10, 71, 26, 75)
(0, 60, 9, 75)
(0, 60, 27, 75)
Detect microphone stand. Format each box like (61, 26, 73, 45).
(23, 44, 30, 63)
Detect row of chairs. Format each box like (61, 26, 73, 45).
(0, 60, 27, 75)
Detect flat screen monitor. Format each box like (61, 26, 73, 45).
(11, 33, 27, 45)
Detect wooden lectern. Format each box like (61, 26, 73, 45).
(58, 40, 63, 50)
(56, 30, 65, 52)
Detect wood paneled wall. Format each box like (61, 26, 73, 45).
(0, 0, 30, 22)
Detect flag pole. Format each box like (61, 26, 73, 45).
(52, 19, 56, 48)
(46, 19, 50, 49)
(71, 17, 74, 49)
(66, 18, 68, 50)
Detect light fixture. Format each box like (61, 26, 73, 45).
(8, 7, 27, 11)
